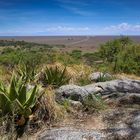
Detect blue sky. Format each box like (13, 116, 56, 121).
(0, 0, 140, 35)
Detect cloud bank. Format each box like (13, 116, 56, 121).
(104, 23, 140, 32)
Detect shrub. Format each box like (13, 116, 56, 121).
(70, 50, 82, 60)
(99, 36, 132, 63)
(0, 74, 44, 121)
(0, 74, 45, 138)
(83, 94, 106, 112)
(114, 45, 140, 74)
(42, 66, 70, 88)
(16, 63, 37, 83)
(96, 73, 114, 82)
(82, 52, 101, 65)
(76, 75, 91, 86)
(98, 36, 140, 75)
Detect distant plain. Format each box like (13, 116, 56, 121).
(0, 36, 140, 52)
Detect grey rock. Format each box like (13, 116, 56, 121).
(56, 85, 90, 101)
(130, 111, 140, 140)
(37, 110, 140, 140)
(37, 127, 105, 140)
(95, 79, 140, 95)
(117, 93, 140, 105)
(56, 79, 140, 100)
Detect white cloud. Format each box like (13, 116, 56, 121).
(0, 25, 90, 36)
(104, 23, 140, 32)
(46, 26, 90, 32)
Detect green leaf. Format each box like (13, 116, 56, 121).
(9, 75, 18, 101)
(24, 85, 38, 108)
(18, 85, 27, 104)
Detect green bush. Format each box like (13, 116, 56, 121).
(114, 45, 140, 74)
(42, 66, 71, 88)
(82, 52, 101, 65)
(99, 36, 140, 75)
(96, 73, 114, 82)
(99, 36, 132, 63)
(83, 94, 106, 112)
(70, 50, 82, 60)
(0, 74, 44, 121)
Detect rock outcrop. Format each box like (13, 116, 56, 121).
(37, 78, 140, 140)
(56, 79, 140, 101)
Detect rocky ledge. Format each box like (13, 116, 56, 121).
(37, 78, 140, 140)
(56, 79, 140, 103)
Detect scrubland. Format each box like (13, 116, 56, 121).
(0, 36, 140, 139)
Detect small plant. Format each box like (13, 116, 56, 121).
(83, 94, 106, 112)
(76, 75, 91, 86)
(0, 74, 44, 123)
(41, 87, 65, 122)
(96, 73, 114, 82)
(0, 74, 45, 138)
(59, 99, 71, 111)
(16, 62, 37, 83)
(42, 66, 70, 88)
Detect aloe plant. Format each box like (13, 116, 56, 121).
(42, 66, 70, 88)
(16, 63, 37, 83)
(0, 75, 44, 119)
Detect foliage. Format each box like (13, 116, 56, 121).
(58, 99, 71, 111)
(114, 45, 140, 74)
(83, 94, 106, 112)
(42, 66, 71, 88)
(82, 52, 101, 65)
(96, 73, 114, 82)
(70, 50, 82, 60)
(0, 39, 52, 48)
(42, 87, 65, 122)
(0, 74, 44, 120)
(99, 39, 121, 63)
(99, 36, 140, 75)
(0, 47, 44, 68)
(16, 62, 37, 83)
(76, 75, 91, 86)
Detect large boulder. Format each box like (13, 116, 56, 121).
(94, 79, 140, 95)
(56, 84, 101, 101)
(56, 79, 140, 101)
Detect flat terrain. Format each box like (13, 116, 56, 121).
(0, 36, 140, 52)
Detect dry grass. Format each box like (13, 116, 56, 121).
(46, 62, 92, 83)
(116, 73, 140, 80)
(41, 87, 65, 122)
(0, 66, 12, 83)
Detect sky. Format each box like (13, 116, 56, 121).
(0, 0, 140, 36)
